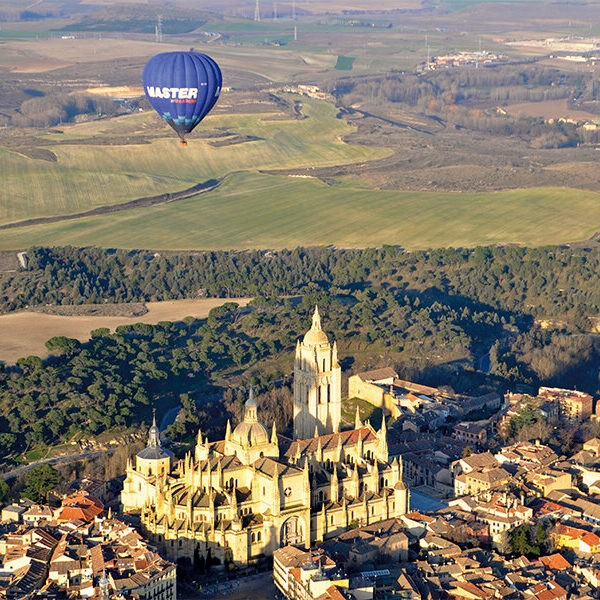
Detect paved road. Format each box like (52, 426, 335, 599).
(181, 572, 279, 600)
(2, 403, 177, 480)
(160, 406, 181, 431)
(2, 450, 112, 480)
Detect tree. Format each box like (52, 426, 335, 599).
(0, 479, 9, 504)
(21, 464, 63, 503)
(510, 524, 540, 557)
(45, 336, 81, 356)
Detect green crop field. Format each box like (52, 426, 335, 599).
(0, 97, 389, 226)
(335, 55, 356, 70)
(2, 172, 600, 250)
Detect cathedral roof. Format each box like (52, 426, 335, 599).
(285, 426, 377, 459)
(302, 306, 329, 346)
(198, 454, 244, 473)
(254, 456, 302, 478)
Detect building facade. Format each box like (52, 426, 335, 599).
(122, 308, 409, 566)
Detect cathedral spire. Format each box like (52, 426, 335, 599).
(147, 409, 161, 448)
(225, 419, 232, 442)
(331, 467, 339, 504)
(378, 416, 389, 461)
(355, 406, 362, 430)
(271, 421, 278, 444)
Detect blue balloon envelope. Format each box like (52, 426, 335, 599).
(143, 51, 222, 143)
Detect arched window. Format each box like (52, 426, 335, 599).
(257, 531, 262, 542)
(260, 452, 264, 458)
(251, 533, 255, 543)
(319, 491, 324, 502)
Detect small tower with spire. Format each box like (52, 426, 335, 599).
(121, 408, 174, 512)
(293, 306, 342, 439)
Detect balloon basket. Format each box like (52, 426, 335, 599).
(179, 140, 188, 147)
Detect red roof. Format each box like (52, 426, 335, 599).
(56, 491, 103, 523)
(538, 554, 571, 570)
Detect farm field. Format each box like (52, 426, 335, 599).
(0, 37, 337, 82)
(0, 297, 252, 364)
(1, 172, 599, 250)
(0, 98, 390, 226)
(504, 99, 600, 121)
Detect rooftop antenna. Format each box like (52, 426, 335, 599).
(254, 0, 261, 21)
(294, 24, 297, 41)
(425, 33, 430, 64)
(155, 14, 163, 43)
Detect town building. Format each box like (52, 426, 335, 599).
(452, 423, 488, 447)
(122, 308, 409, 566)
(538, 387, 593, 423)
(0, 512, 176, 599)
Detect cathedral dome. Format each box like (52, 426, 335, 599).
(231, 420, 270, 447)
(231, 387, 270, 448)
(302, 306, 329, 346)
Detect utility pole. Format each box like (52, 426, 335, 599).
(155, 14, 163, 43)
(254, 0, 261, 21)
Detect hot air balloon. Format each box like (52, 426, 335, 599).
(143, 51, 222, 145)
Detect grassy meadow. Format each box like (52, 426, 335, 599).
(0, 98, 389, 226)
(2, 172, 600, 250)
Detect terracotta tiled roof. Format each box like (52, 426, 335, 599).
(285, 427, 377, 459)
(55, 492, 103, 523)
(538, 553, 571, 570)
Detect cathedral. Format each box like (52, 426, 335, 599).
(121, 307, 409, 565)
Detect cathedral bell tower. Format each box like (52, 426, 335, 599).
(293, 306, 341, 439)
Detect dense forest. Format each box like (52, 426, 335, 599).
(2, 244, 600, 465)
(3, 245, 600, 326)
